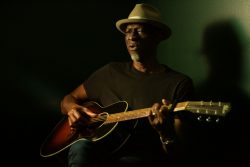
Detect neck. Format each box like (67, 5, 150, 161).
(132, 59, 165, 74)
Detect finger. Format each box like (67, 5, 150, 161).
(68, 117, 72, 127)
(148, 105, 160, 124)
(162, 99, 169, 105)
(70, 127, 77, 133)
(154, 103, 164, 120)
(72, 110, 81, 119)
(148, 110, 155, 124)
(150, 103, 160, 118)
(161, 99, 174, 114)
(81, 107, 97, 117)
(162, 99, 172, 108)
(68, 116, 78, 129)
(68, 109, 81, 127)
(68, 117, 77, 127)
(153, 103, 161, 112)
(68, 110, 78, 120)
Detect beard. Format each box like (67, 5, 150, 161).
(130, 53, 140, 61)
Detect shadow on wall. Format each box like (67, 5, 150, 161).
(193, 18, 250, 167)
(196, 18, 250, 118)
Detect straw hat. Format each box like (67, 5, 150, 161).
(116, 3, 171, 39)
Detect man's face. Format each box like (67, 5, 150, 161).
(124, 23, 157, 61)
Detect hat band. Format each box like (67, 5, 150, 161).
(128, 16, 160, 21)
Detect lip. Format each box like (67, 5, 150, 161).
(127, 43, 139, 51)
(128, 45, 138, 51)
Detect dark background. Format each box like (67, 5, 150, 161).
(2, 0, 250, 166)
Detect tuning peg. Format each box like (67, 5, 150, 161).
(215, 118, 220, 123)
(218, 101, 222, 106)
(206, 116, 211, 122)
(197, 116, 202, 121)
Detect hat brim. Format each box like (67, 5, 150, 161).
(116, 19, 172, 40)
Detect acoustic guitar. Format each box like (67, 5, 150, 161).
(40, 100, 231, 158)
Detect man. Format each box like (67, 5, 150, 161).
(60, 3, 194, 167)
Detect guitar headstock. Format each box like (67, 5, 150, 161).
(185, 101, 231, 123)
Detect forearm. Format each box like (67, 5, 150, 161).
(60, 94, 84, 115)
(60, 84, 88, 115)
(60, 95, 75, 115)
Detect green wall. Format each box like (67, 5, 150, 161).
(150, 0, 250, 95)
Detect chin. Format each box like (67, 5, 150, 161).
(130, 54, 140, 61)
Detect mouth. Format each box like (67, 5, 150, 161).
(128, 43, 139, 51)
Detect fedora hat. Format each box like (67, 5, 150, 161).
(116, 3, 171, 39)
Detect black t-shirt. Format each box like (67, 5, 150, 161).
(84, 62, 194, 108)
(83, 61, 194, 162)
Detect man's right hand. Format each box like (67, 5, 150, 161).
(67, 105, 97, 131)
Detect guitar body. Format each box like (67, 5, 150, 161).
(40, 101, 137, 157)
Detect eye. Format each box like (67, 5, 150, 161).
(137, 29, 143, 34)
(125, 29, 132, 34)
(137, 30, 142, 34)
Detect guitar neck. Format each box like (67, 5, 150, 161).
(104, 102, 188, 124)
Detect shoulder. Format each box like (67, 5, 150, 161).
(90, 62, 130, 77)
(105, 61, 130, 68)
(101, 61, 131, 72)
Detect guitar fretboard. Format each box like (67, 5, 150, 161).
(105, 108, 150, 124)
(104, 102, 188, 124)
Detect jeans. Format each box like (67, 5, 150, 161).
(67, 139, 171, 167)
(68, 139, 98, 167)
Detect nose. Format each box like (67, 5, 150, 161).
(126, 30, 139, 40)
